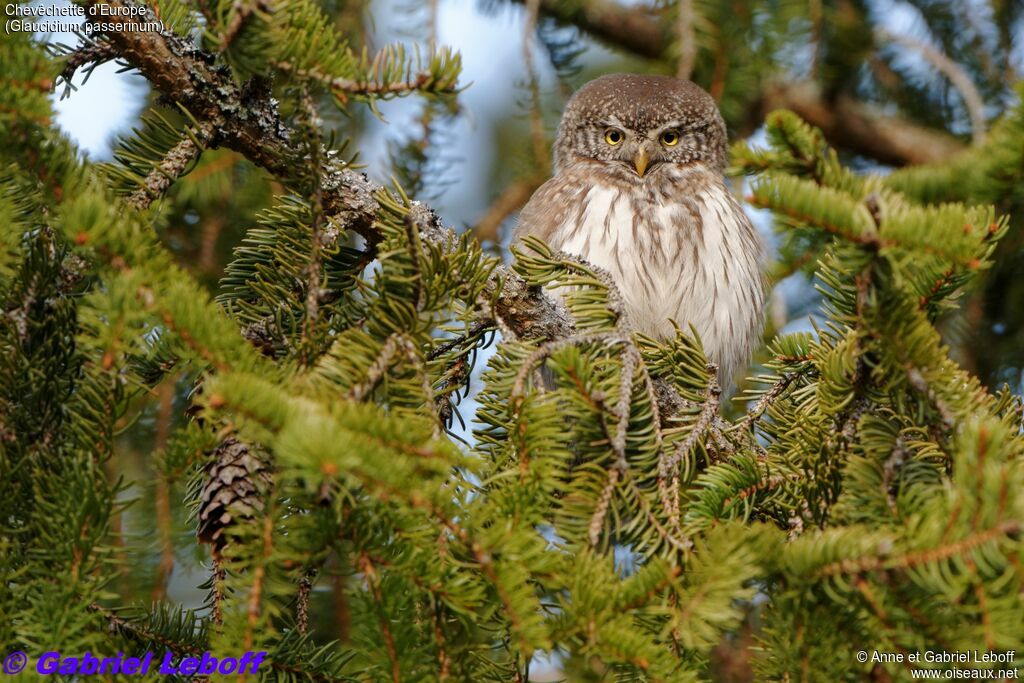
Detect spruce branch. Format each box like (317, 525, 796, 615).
(10, 7, 1024, 673)
(587, 342, 663, 546)
(431, 603, 452, 681)
(211, 555, 225, 625)
(720, 473, 789, 511)
(426, 320, 492, 361)
(402, 213, 428, 313)
(88, 604, 354, 682)
(658, 367, 720, 536)
(510, 332, 628, 402)
(344, 334, 404, 402)
(358, 553, 401, 683)
(152, 382, 176, 602)
(343, 333, 441, 434)
(737, 371, 800, 434)
(277, 59, 459, 100)
(816, 520, 1021, 578)
(588, 467, 620, 547)
(297, 87, 326, 365)
(126, 120, 215, 210)
(242, 514, 274, 653)
(611, 341, 637, 468)
(757, 82, 964, 166)
(218, 0, 271, 52)
(77, 0, 580, 362)
(626, 471, 693, 552)
(662, 367, 721, 473)
(55, 39, 117, 99)
(89, 604, 204, 657)
(906, 366, 955, 429)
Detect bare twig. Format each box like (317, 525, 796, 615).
(660, 368, 721, 477)
(611, 347, 637, 468)
(906, 366, 955, 429)
(876, 29, 987, 145)
(126, 121, 215, 210)
(674, 0, 696, 80)
(219, 0, 270, 51)
(296, 570, 314, 635)
(588, 467, 620, 546)
(474, 177, 543, 244)
(523, 0, 551, 172)
(152, 381, 175, 602)
(737, 372, 799, 434)
(657, 368, 720, 532)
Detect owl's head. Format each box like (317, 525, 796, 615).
(553, 74, 728, 177)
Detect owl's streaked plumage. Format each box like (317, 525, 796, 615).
(514, 74, 765, 383)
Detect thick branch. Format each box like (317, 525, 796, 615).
(759, 82, 965, 166)
(510, 0, 966, 166)
(508, 0, 667, 59)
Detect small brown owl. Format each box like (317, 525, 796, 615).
(514, 74, 765, 383)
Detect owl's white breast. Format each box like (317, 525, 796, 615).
(549, 176, 764, 381)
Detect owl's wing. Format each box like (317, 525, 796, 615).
(511, 176, 575, 251)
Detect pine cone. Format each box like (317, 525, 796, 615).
(196, 438, 273, 550)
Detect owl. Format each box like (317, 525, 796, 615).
(514, 74, 765, 384)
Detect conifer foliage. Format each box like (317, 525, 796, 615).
(2, 1, 1024, 681)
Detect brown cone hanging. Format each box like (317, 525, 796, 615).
(196, 438, 273, 550)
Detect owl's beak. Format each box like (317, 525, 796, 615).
(633, 148, 650, 177)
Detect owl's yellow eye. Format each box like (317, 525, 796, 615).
(660, 130, 681, 147)
(604, 128, 624, 145)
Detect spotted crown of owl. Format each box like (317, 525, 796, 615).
(554, 74, 729, 172)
